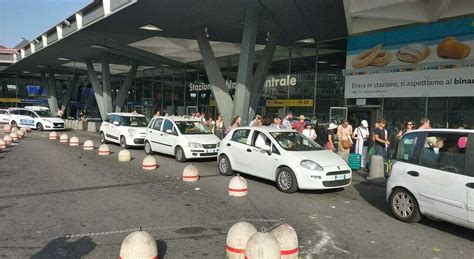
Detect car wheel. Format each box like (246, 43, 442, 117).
(175, 146, 186, 162)
(36, 123, 44, 131)
(218, 155, 234, 176)
(100, 131, 108, 144)
(120, 136, 128, 149)
(10, 121, 17, 127)
(144, 141, 153, 155)
(276, 167, 299, 193)
(389, 188, 422, 223)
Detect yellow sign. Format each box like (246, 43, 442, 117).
(0, 98, 21, 103)
(209, 100, 216, 106)
(266, 99, 313, 107)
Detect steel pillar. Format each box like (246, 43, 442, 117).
(114, 64, 138, 112)
(85, 59, 106, 120)
(60, 74, 80, 112)
(47, 71, 59, 114)
(196, 30, 234, 127)
(232, 7, 258, 125)
(101, 54, 113, 115)
(248, 33, 278, 120)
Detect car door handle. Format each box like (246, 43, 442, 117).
(246, 148, 252, 152)
(160, 133, 163, 136)
(466, 183, 474, 189)
(407, 171, 419, 177)
(227, 143, 231, 146)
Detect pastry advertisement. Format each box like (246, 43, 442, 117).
(346, 17, 474, 70)
(345, 17, 474, 99)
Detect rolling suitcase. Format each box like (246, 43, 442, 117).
(348, 153, 362, 171)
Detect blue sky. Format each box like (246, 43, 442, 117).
(0, 0, 92, 48)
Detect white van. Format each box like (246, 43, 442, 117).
(8, 107, 65, 131)
(387, 129, 474, 230)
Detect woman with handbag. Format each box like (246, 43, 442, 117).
(337, 120, 353, 154)
(352, 120, 370, 170)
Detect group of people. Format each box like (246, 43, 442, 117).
(326, 117, 434, 170)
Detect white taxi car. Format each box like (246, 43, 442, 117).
(0, 109, 10, 124)
(218, 126, 352, 193)
(387, 129, 474, 230)
(8, 107, 65, 131)
(144, 116, 220, 162)
(99, 112, 148, 148)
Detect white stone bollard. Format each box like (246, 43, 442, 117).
(119, 231, 158, 259)
(69, 136, 80, 146)
(118, 149, 131, 162)
(98, 144, 110, 155)
(59, 134, 69, 144)
(142, 155, 157, 170)
(182, 164, 199, 182)
(226, 221, 257, 259)
(245, 231, 281, 259)
(83, 140, 94, 150)
(368, 155, 384, 180)
(271, 223, 299, 258)
(228, 176, 248, 197)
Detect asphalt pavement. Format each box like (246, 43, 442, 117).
(0, 129, 472, 258)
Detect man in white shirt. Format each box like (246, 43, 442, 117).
(281, 112, 293, 129)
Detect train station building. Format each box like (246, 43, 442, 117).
(1, 0, 474, 128)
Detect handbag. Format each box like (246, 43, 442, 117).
(341, 139, 352, 149)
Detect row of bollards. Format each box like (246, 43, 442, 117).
(226, 221, 299, 259)
(1, 126, 29, 153)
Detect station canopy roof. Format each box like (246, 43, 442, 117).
(5, 0, 348, 75)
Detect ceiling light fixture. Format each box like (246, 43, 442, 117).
(58, 57, 71, 61)
(317, 60, 328, 64)
(139, 24, 164, 31)
(330, 64, 339, 66)
(204, 27, 209, 38)
(296, 38, 315, 44)
(90, 44, 109, 49)
(266, 32, 270, 42)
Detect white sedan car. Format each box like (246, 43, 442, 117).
(144, 116, 220, 162)
(0, 109, 10, 124)
(99, 113, 148, 148)
(218, 126, 352, 193)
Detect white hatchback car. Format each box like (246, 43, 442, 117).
(218, 126, 352, 193)
(99, 113, 148, 148)
(0, 109, 10, 124)
(144, 116, 220, 162)
(387, 129, 474, 230)
(8, 107, 65, 131)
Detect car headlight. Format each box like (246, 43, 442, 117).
(44, 119, 52, 123)
(300, 160, 324, 171)
(188, 142, 203, 149)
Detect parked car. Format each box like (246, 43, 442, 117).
(0, 109, 10, 124)
(387, 129, 474, 230)
(144, 116, 220, 162)
(8, 107, 65, 131)
(217, 126, 352, 193)
(99, 112, 148, 148)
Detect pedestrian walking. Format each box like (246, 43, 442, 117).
(302, 123, 317, 140)
(270, 117, 282, 129)
(418, 118, 431, 129)
(249, 115, 263, 127)
(293, 115, 306, 133)
(282, 112, 293, 129)
(214, 114, 224, 139)
(337, 120, 353, 154)
(225, 116, 241, 136)
(374, 118, 389, 159)
(352, 120, 370, 170)
(396, 120, 415, 139)
(326, 123, 339, 152)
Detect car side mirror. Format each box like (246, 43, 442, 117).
(165, 129, 173, 134)
(261, 145, 271, 155)
(113, 121, 119, 126)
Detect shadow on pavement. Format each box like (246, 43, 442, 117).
(157, 239, 167, 259)
(30, 237, 96, 259)
(353, 181, 391, 216)
(420, 218, 474, 241)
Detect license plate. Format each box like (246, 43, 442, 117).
(335, 174, 345, 180)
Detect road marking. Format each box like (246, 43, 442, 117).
(302, 219, 349, 257)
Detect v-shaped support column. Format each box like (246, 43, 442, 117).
(114, 63, 138, 112)
(46, 71, 59, 114)
(196, 30, 234, 127)
(85, 59, 106, 120)
(60, 74, 80, 112)
(233, 7, 259, 126)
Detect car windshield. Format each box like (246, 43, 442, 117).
(122, 116, 148, 127)
(270, 131, 324, 151)
(35, 110, 54, 117)
(176, 121, 211, 134)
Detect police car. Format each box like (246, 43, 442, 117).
(8, 106, 65, 131)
